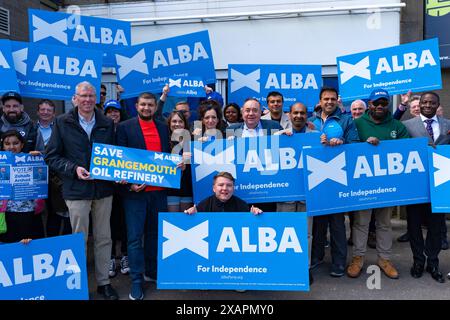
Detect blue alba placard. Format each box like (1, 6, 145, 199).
(28, 8, 131, 67)
(11, 41, 103, 101)
(157, 212, 309, 291)
(228, 64, 322, 112)
(0, 40, 19, 94)
(168, 76, 206, 97)
(0, 233, 88, 300)
(191, 133, 322, 204)
(428, 146, 450, 213)
(113, 30, 216, 98)
(337, 39, 442, 101)
(303, 138, 430, 216)
(89, 143, 182, 188)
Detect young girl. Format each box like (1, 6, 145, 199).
(0, 130, 40, 243)
(166, 111, 193, 212)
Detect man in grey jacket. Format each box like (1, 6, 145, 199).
(403, 91, 449, 283)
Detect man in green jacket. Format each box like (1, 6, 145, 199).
(347, 89, 410, 281)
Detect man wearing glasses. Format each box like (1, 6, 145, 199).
(347, 89, 410, 280)
(45, 81, 118, 300)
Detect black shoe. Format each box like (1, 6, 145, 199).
(397, 232, 409, 242)
(410, 262, 424, 278)
(310, 258, 324, 270)
(330, 265, 345, 277)
(309, 271, 314, 285)
(426, 266, 445, 283)
(97, 284, 119, 300)
(441, 239, 449, 250)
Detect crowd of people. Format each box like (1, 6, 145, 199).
(0, 80, 447, 299)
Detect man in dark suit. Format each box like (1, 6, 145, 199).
(116, 92, 170, 300)
(45, 81, 118, 300)
(227, 98, 282, 213)
(403, 91, 449, 283)
(227, 98, 283, 137)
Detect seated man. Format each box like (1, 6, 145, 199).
(184, 171, 261, 215)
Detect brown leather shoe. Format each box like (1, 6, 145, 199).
(347, 256, 364, 278)
(378, 258, 399, 279)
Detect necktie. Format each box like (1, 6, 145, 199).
(424, 119, 434, 141)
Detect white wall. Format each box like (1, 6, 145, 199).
(67, 0, 402, 77)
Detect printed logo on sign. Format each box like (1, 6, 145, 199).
(307, 151, 425, 189)
(32, 15, 68, 44)
(307, 152, 348, 190)
(162, 219, 303, 260)
(32, 54, 97, 78)
(230, 68, 318, 93)
(169, 78, 205, 88)
(0, 51, 11, 69)
(116, 49, 148, 79)
(153, 42, 209, 69)
(339, 56, 371, 84)
(433, 152, 450, 187)
(153, 153, 180, 162)
(169, 78, 181, 88)
(340, 51, 437, 84)
(31, 13, 129, 46)
(15, 155, 26, 163)
(162, 220, 209, 259)
(230, 68, 261, 93)
(12, 48, 28, 76)
(0, 249, 80, 289)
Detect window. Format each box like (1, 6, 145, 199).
(0, 7, 9, 35)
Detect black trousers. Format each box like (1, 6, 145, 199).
(311, 213, 347, 267)
(406, 203, 443, 268)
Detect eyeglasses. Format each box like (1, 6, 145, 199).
(100, 92, 107, 96)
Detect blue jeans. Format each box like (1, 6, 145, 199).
(123, 190, 167, 284)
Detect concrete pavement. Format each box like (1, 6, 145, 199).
(88, 218, 450, 300)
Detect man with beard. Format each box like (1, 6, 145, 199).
(1, 92, 37, 152)
(116, 92, 170, 300)
(261, 91, 292, 129)
(347, 89, 409, 280)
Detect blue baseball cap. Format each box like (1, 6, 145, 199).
(206, 91, 224, 107)
(368, 89, 390, 102)
(103, 99, 121, 111)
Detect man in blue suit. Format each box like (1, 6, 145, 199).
(116, 92, 170, 300)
